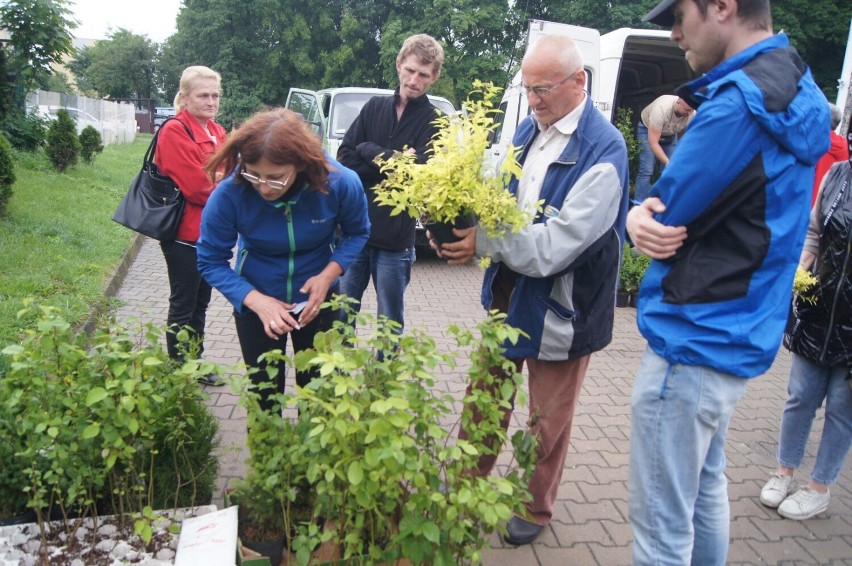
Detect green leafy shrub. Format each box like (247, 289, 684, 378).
(0, 301, 220, 537)
(45, 109, 80, 172)
(236, 297, 537, 565)
(619, 243, 651, 294)
(78, 125, 104, 164)
(0, 109, 48, 151)
(0, 132, 15, 217)
(615, 107, 640, 198)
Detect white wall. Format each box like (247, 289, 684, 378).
(25, 90, 137, 145)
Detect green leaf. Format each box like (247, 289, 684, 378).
(82, 423, 100, 439)
(85, 387, 109, 406)
(347, 461, 363, 485)
(423, 521, 441, 543)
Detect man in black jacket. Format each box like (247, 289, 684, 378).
(337, 34, 444, 332)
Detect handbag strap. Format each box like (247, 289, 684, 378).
(143, 117, 197, 165)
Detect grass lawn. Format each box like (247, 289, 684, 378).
(0, 137, 149, 371)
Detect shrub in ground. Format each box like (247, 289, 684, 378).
(0, 109, 48, 151)
(45, 109, 80, 172)
(0, 132, 14, 217)
(79, 125, 104, 164)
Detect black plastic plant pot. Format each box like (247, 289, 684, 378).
(0, 508, 36, 526)
(242, 537, 285, 566)
(424, 214, 476, 249)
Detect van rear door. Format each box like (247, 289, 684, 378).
(285, 88, 326, 143)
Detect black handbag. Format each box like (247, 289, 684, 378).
(112, 118, 195, 241)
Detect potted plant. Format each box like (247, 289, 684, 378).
(619, 243, 650, 306)
(373, 81, 534, 265)
(0, 300, 221, 560)
(232, 297, 537, 565)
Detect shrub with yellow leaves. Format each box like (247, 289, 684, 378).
(374, 81, 533, 243)
(793, 266, 819, 305)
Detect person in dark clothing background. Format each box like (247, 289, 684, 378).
(336, 34, 444, 333)
(759, 135, 852, 521)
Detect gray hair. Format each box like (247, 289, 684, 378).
(524, 35, 584, 75)
(829, 103, 841, 131)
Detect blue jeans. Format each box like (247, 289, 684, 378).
(777, 354, 852, 484)
(634, 123, 678, 204)
(338, 244, 415, 331)
(629, 348, 747, 566)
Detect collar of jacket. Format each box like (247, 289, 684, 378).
(516, 95, 596, 170)
(392, 88, 432, 109)
(676, 33, 790, 110)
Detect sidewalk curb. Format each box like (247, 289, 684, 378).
(80, 233, 146, 336)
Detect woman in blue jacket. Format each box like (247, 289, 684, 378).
(198, 108, 370, 412)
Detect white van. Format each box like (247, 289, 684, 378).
(488, 20, 693, 165)
(285, 87, 456, 156)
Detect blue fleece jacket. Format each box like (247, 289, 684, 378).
(197, 155, 370, 312)
(638, 33, 830, 377)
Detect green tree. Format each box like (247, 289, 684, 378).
(772, 0, 849, 101)
(70, 29, 158, 99)
(0, 132, 15, 217)
(378, 0, 525, 104)
(78, 125, 103, 164)
(45, 109, 80, 172)
(0, 0, 77, 110)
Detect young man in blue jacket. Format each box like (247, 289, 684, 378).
(627, 1, 831, 564)
(438, 34, 629, 546)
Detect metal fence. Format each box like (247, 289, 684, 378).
(25, 90, 138, 145)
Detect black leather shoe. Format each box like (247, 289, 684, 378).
(198, 373, 225, 387)
(503, 515, 544, 546)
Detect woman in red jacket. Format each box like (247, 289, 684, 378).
(154, 66, 228, 384)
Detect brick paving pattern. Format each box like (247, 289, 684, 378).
(114, 236, 852, 565)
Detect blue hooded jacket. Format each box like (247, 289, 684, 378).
(197, 155, 370, 312)
(638, 33, 830, 377)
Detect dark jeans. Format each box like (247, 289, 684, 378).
(234, 293, 343, 413)
(160, 240, 212, 361)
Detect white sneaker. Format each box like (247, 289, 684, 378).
(777, 487, 830, 520)
(760, 473, 794, 508)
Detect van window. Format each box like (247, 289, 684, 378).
(329, 93, 382, 139)
(431, 98, 456, 115)
(289, 92, 323, 136)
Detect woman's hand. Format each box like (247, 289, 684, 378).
(243, 290, 302, 339)
(297, 263, 343, 326)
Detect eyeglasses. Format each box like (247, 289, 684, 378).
(521, 73, 576, 98)
(241, 170, 291, 192)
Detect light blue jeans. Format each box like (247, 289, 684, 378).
(338, 244, 415, 332)
(777, 354, 852, 484)
(629, 347, 747, 566)
(634, 123, 678, 204)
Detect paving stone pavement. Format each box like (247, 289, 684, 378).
(113, 236, 852, 566)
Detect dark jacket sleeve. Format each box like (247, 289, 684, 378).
(337, 99, 386, 186)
